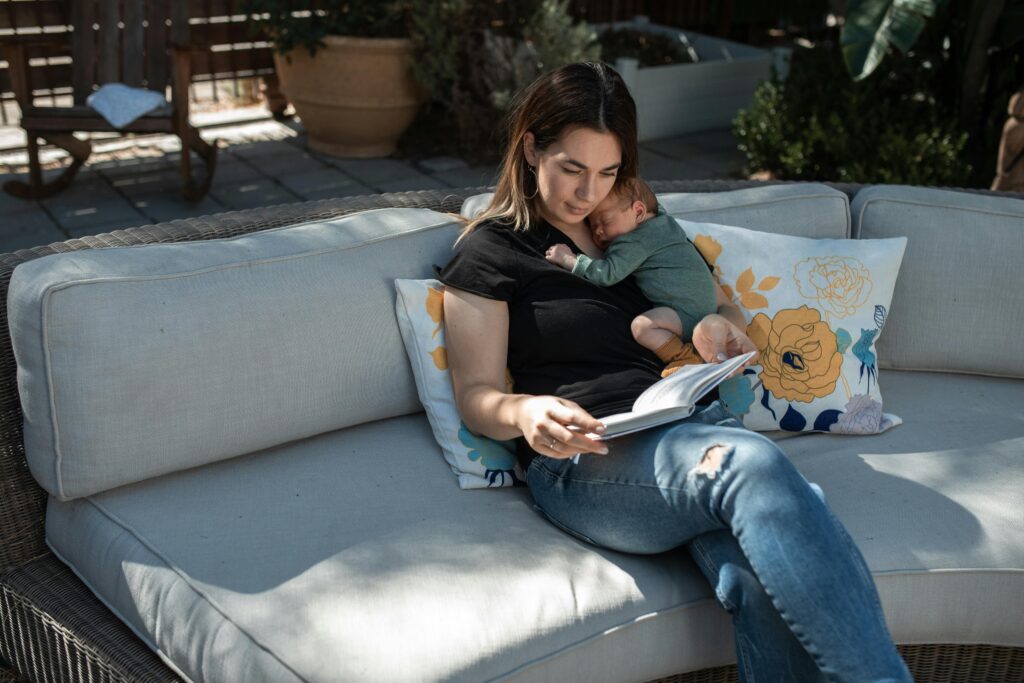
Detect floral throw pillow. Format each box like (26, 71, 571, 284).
(682, 220, 908, 434)
(394, 278, 525, 488)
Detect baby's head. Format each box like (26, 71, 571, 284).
(588, 177, 658, 249)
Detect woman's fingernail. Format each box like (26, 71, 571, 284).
(595, 424, 606, 434)
(715, 352, 727, 362)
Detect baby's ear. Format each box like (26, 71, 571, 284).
(632, 200, 648, 222)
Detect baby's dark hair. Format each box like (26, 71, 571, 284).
(610, 177, 658, 214)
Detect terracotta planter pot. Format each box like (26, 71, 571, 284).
(274, 35, 422, 158)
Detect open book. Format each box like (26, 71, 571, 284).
(586, 351, 757, 440)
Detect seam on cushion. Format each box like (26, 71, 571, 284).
(37, 216, 454, 499)
(491, 566, 1024, 682)
(671, 192, 851, 238)
(855, 195, 1024, 239)
(80, 497, 310, 682)
(39, 293, 64, 499)
(879, 363, 1024, 381)
(871, 567, 1024, 576)
(40, 216, 456, 293)
(487, 595, 724, 682)
(46, 539, 199, 683)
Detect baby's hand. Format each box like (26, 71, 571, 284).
(545, 244, 577, 270)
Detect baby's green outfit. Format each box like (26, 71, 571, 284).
(572, 210, 717, 341)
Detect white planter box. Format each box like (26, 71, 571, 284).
(598, 17, 773, 141)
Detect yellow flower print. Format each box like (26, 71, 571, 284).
(693, 233, 722, 273)
(693, 233, 778, 310)
(793, 256, 872, 318)
(425, 285, 445, 338)
(748, 306, 843, 403)
(424, 285, 448, 369)
(734, 267, 779, 310)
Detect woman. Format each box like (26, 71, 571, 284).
(440, 62, 912, 683)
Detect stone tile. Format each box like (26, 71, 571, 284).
(639, 148, 716, 182)
(278, 168, 373, 200)
(375, 174, 449, 193)
(39, 176, 124, 209)
(211, 158, 265, 184)
(131, 193, 229, 223)
(108, 169, 184, 198)
(92, 157, 175, 178)
(47, 199, 150, 233)
(0, 209, 67, 253)
(251, 151, 330, 176)
(0, 176, 43, 212)
(325, 158, 423, 186)
(417, 156, 468, 174)
(429, 165, 498, 189)
(300, 182, 376, 201)
(647, 128, 740, 157)
(0, 225, 69, 252)
(209, 177, 301, 210)
(229, 140, 304, 161)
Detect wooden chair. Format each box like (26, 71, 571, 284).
(2, 0, 217, 201)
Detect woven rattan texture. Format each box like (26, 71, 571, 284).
(1, 181, 1022, 683)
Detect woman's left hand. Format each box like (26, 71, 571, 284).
(692, 314, 758, 369)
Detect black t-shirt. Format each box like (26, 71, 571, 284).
(439, 219, 665, 467)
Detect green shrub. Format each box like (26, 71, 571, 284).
(408, 0, 599, 160)
(733, 42, 971, 185)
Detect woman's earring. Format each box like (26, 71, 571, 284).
(525, 165, 539, 200)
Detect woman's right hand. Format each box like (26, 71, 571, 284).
(516, 395, 609, 458)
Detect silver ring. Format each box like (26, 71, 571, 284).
(548, 438, 557, 449)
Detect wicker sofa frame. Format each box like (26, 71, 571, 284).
(0, 180, 1022, 682)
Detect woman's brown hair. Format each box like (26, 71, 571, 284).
(459, 61, 639, 241)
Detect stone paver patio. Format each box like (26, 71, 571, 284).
(0, 106, 746, 254)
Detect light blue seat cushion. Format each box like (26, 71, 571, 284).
(46, 414, 736, 683)
(852, 186, 1024, 377)
(47, 371, 1024, 682)
(8, 208, 462, 499)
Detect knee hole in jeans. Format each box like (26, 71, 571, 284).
(691, 443, 733, 479)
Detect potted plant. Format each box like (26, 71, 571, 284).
(243, 0, 422, 157)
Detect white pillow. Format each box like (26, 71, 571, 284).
(394, 278, 526, 488)
(460, 193, 494, 219)
(682, 219, 907, 434)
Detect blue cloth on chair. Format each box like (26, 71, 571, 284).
(86, 83, 168, 129)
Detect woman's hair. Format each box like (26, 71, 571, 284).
(459, 62, 639, 241)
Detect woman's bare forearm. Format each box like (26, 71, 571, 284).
(457, 383, 528, 441)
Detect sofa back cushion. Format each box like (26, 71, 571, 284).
(9, 208, 462, 500)
(658, 183, 851, 238)
(852, 186, 1024, 378)
(462, 183, 851, 239)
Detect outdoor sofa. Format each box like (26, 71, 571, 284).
(0, 180, 1021, 683)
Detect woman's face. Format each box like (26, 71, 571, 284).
(524, 127, 622, 233)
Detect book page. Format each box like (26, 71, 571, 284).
(632, 351, 756, 414)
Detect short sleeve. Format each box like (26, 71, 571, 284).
(438, 223, 522, 302)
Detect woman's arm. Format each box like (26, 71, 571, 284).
(443, 286, 608, 458)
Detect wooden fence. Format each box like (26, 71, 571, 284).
(0, 0, 275, 125)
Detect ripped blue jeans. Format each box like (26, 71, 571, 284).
(526, 401, 912, 683)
